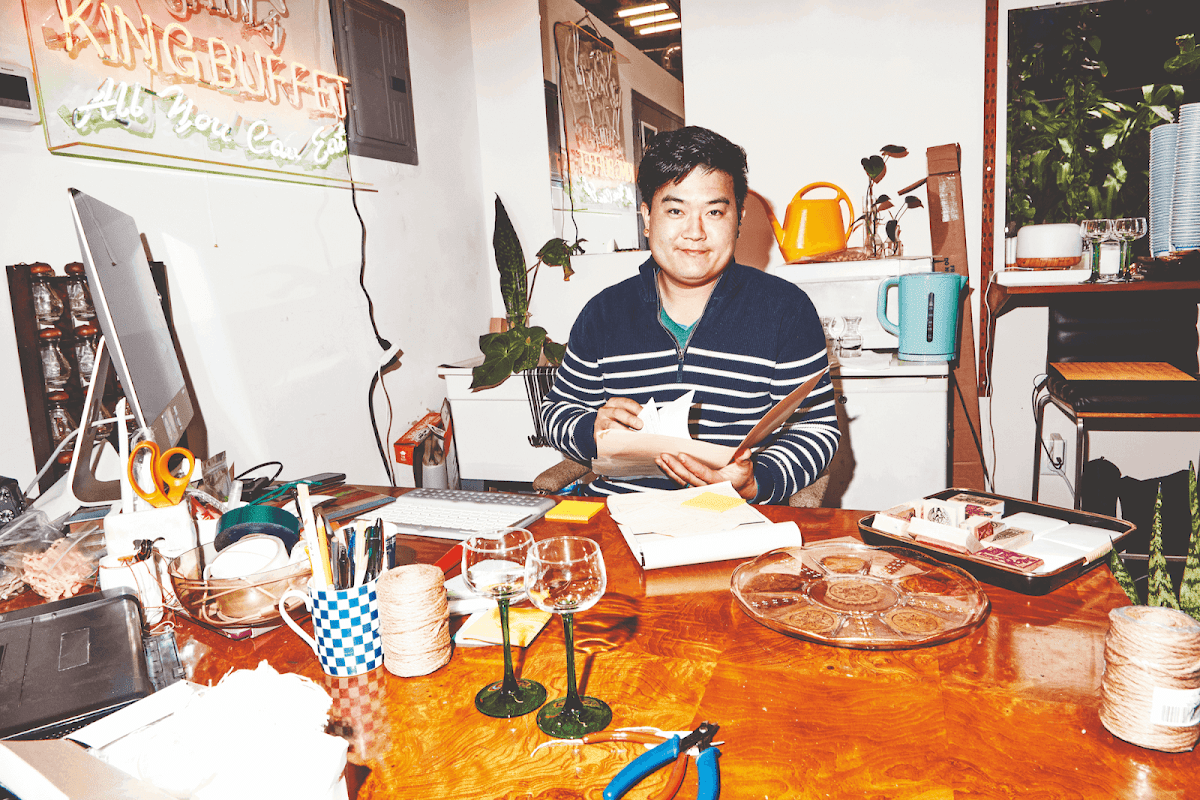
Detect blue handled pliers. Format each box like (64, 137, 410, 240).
(603, 721, 721, 800)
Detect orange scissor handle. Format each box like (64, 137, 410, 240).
(128, 440, 196, 508)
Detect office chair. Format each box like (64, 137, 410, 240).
(1031, 293, 1200, 508)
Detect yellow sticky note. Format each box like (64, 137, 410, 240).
(681, 492, 747, 512)
(456, 606, 552, 647)
(545, 500, 605, 522)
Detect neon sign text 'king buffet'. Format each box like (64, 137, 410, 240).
(48, 0, 349, 120)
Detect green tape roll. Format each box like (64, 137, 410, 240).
(217, 504, 301, 552)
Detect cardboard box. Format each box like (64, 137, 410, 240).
(926, 143, 986, 491)
(392, 402, 459, 489)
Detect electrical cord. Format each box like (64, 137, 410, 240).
(23, 428, 79, 499)
(330, 14, 398, 485)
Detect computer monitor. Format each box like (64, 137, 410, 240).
(68, 188, 193, 447)
(33, 190, 195, 512)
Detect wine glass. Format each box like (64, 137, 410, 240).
(1079, 219, 1110, 282)
(1111, 217, 1148, 281)
(524, 536, 611, 738)
(461, 528, 547, 718)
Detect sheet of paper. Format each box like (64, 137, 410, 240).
(624, 521, 804, 570)
(591, 369, 826, 478)
(607, 482, 769, 536)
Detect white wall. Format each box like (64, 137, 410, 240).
(684, 0, 984, 274)
(0, 0, 508, 488)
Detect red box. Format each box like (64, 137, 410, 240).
(393, 411, 442, 466)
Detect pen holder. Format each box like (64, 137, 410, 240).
(279, 579, 384, 677)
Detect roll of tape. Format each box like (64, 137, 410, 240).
(216, 504, 301, 553)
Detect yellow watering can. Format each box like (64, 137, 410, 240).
(766, 182, 855, 262)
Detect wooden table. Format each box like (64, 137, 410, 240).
(5, 500, 1196, 798)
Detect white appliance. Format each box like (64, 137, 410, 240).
(770, 258, 950, 511)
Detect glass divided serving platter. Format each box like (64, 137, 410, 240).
(731, 541, 990, 650)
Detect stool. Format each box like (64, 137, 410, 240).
(1031, 294, 1200, 508)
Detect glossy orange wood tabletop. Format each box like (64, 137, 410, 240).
(7, 499, 1196, 799)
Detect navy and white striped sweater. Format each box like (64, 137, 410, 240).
(540, 258, 840, 504)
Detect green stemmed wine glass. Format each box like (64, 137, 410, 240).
(462, 528, 547, 718)
(524, 536, 612, 738)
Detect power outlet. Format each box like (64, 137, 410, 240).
(1041, 433, 1066, 473)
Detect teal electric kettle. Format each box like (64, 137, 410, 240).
(876, 272, 968, 362)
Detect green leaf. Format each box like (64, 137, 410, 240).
(1148, 485, 1182, 610)
(1107, 548, 1140, 605)
(543, 340, 566, 366)
(1180, 463, 1200, 621)
(1100, 130, 1118, 150)
(861, 155, 886, 183)
(1149, 106, 1174, 123)
(903, 196, 924, 209)
(880, 144, 908, 157)
(1088, 36, 1101, 55)
(493, 196, 528, 326)
(885, 219, 899, 242)
(536, 238, 585, 282)
(1058, 137, 1073, 156)
(471, 326, 545, 390)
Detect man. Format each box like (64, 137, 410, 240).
(540, 126, 839, 503)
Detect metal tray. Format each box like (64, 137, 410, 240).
(857, 488, 1136, 595)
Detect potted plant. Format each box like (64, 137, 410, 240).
(470, 196, 583, 390)
(852, 144, 926, 258)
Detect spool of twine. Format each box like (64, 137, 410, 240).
(1099, 605, 1200, 752)
(377, 563, 451, 678)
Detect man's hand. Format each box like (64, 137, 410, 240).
(656, 449, 758, 500)
(594, 397, 644, 444)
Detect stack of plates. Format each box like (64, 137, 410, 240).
(1149, 123, 1176, 256)
(1170, 104, 1200, 252)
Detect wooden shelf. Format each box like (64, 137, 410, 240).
(980, 278, 1200, 395)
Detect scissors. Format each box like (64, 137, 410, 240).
(128, 440, 196, 508)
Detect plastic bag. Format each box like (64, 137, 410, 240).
(0, 510, 104, 600)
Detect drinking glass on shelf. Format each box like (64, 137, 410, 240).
(1111, 217, 1148, 281)
(461, 528, 547, 718)
(839, 316, 863, 358)
(1079, 219, 1110, 282)
(524, 536, 611, 738)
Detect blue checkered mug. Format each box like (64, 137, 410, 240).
(279, 580, 384, 677)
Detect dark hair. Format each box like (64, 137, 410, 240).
(637, 126, 749, 215)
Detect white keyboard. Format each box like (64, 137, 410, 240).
(363, 488, 556, 540)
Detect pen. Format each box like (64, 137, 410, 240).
(316, 511, 335, 588)
(346, 526, 357, 588)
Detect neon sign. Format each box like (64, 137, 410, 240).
(22, 0, 356, 187)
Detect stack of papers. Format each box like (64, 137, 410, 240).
(608, 482, 803, 570)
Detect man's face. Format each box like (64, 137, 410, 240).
(641, 167, 742, 294)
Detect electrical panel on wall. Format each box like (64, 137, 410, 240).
(330, 0, 418, 165)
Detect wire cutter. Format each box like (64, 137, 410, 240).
(603, 722, 721, 800)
